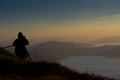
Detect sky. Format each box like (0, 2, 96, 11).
(1, 0, 120, 44)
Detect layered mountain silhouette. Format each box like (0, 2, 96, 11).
(28, 41, 120, 61)
(28, 41, 93, 61)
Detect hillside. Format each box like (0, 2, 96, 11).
(0, 47, 116, 80)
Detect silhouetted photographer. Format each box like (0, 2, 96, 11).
(13, 32, 31, 60)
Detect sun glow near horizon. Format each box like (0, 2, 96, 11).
(1, 14, 120, 43)
(23, 14, 120, 43)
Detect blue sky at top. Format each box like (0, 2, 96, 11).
(1, 0, 120, 28)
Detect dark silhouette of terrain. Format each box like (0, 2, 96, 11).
(28, 41, 93, 61)
(27, 41, 120, 61)
(0, 47, 115, 80)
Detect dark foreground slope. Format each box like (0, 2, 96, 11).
(0, 48, 116, 80)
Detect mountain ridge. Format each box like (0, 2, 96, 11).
(29, 41, 120, 61)
(29, 41, 92, 61)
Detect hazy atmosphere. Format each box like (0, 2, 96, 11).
(1, 0, 120, 44)
(1, 0, 120, 79)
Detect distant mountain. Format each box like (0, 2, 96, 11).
(28, 41, 120, 61)
(89, 45, 120, 57)
(94, 36, 120, 44)
(28, 41, 93, 61)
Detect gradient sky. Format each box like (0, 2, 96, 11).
(1, 0, 120, 44)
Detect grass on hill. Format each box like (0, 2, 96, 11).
(0, 47, 116, 80)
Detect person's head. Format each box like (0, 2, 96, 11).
(18, 32, 24, 39)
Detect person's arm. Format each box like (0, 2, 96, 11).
(25, 39, 29, 45)
(23, 36, 29, 45)
(13, 39, 17, 46)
